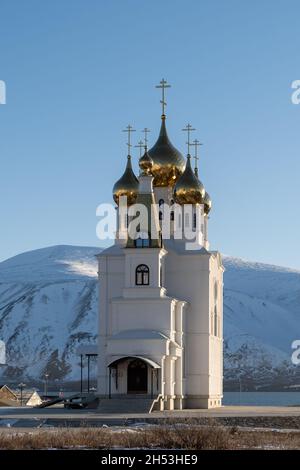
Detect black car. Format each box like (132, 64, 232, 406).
(63, 397, 87, 409)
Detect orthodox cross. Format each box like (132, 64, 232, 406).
(142, 127, 151, 147)
(155, 78, 171, 115)
(135, 140, 145, 158)
(182, 123, 196, 155)
(122, 125, 136, 155)
(190, 138, 203, 173)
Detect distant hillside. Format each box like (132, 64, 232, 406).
(0, 245, 299, 390)
(223, 256, 300, 390)
(0, 246, 100, 385)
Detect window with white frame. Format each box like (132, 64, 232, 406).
(135, 264, 150, 285)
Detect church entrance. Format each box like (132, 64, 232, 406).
(127, 359, 148, 394)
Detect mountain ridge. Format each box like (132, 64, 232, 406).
(0, 245, 299, 390)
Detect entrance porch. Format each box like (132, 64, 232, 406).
(107, 356, 160, 398)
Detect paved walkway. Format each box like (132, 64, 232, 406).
(2, 405, 300, 423)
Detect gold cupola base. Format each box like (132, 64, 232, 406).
(174, 155, 205, 205)
(139, 148, 153, 175)
(113, 155, 139, 206)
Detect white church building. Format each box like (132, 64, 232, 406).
(97, 81, 223, 411)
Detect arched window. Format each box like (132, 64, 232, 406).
(214, 281, 218, 300)
(159, 199, 164, 220)
(160, 263, 163, 287)
(170, 200, 175, 221)
(135, 264, 150, 285)
(214, 306, 218, 337)
(193, 212, 197, 230)
(211, 311, 214, 336)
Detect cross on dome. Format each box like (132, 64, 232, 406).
(182, 123, 196, 155)
(155, 78, 171, 116)
(122, 124, 136, 155)
(142, 128, 151, 148)
(190, 138, 203, 174)
(135, 140, 145, 158)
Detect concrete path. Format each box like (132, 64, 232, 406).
(2, 405, 300, 423)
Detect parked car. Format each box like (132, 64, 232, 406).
(63, 397, 87, 409)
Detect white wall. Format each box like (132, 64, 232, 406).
(164, 247, 223, 402)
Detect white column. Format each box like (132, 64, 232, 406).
(116, 206, 128, 245)
(203, 214, 209, 250)
(97, 258, 108, 397)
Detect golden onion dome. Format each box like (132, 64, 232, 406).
(174, 155, 205, 205)
(113, 155, 139, 205)
(203, 191, 212, 215)
(148, 115, 185, 187)
(139, 148, 153, 175)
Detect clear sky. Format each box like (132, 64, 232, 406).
(0, 0, 300, 268)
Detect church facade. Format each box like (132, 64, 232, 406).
(97, 82, 223, 410)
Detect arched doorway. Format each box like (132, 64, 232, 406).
(127, 359, 148, 394)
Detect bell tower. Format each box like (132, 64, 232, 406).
(124, 152, 167, 299)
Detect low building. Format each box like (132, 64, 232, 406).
(0, 384, 18, 406)
(15, 390, 42, 407)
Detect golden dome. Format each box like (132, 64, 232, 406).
(174, 155, 205, 205)
(204, 191, 212, 215)
(139, 148, 153, 175)
(113, 155, 139, 205)
(148, 115, 185, 187)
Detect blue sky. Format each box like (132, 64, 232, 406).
(0, 0, 300, 268)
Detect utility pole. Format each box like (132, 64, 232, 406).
(44, 373, 49, 398)
(18, 382, 26, 407)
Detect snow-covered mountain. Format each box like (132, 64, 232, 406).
(0, 246, 99, 386)
(223, 257, 300, 389)
(0, 245, 299, 390)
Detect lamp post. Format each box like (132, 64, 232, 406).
(44, 373, 49, 398)
(18, 382, 26, 407)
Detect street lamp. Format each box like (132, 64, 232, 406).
(238, 375, 244, 405)
(44, 373, 49, 398)
(18, 382, 26, 407)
